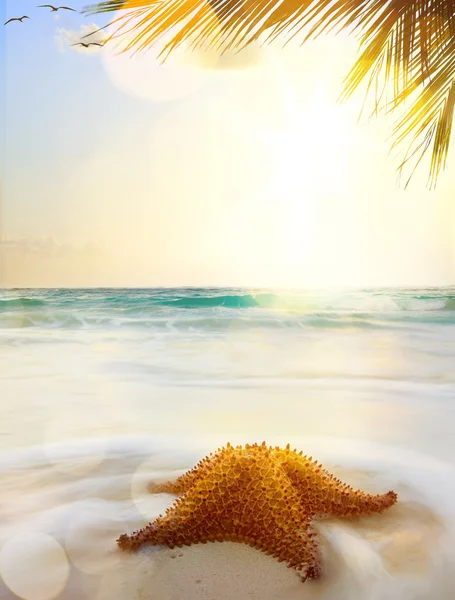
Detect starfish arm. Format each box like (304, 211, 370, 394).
(118, 496, 322, 580)
(329, 488, 398, 518)
(148, 477, 193, 494)
(242, 520, 322, 581)
(118, 488, 232, 550)
(279, 448, 397, 518)
(149, 445, 234, 495)
(282, 527, 322, 581)
(148, 470, 201, 495)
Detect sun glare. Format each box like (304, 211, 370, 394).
(235, 51, 364, 286)
(99, 37, 378, 288)
(23, 24, 450, 289)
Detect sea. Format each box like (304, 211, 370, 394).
(1, 287, 455, 600)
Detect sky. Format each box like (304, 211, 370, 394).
(1, 0, 455, 288)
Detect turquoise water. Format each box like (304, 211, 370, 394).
(1, 287, 455, 443)
(1, 287, 455, 328)
(1, 288, 455, 599)
(1, 286, 455, 409)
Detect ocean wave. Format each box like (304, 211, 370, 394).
(1, 289, 455, 330)
(0, 297, 46, 308)
(4, 311, 455, 331)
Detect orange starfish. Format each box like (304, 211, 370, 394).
(118, 442, 397, 581)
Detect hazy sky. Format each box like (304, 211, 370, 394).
(2, 0, 455, 287)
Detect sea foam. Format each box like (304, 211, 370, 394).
(1, 436, 455, 600)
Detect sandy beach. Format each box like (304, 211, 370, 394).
(1, 288, 455, 599)
(1, 434, 455, 600)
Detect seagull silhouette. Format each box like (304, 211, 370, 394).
(4, 16, 30, 25)
(37, 5, 76, 10)
(71, 42, 104, 48)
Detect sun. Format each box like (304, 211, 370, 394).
(101, 35, 374, 288)
(231, 50, 360, 284)
(250, 51, 352, 199)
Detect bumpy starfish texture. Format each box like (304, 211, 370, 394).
(118, 442, 397, 581)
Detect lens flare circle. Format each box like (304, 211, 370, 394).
(102, 15, 220, 102)
(0, 533, 70, 600)
(131, 458, 178, 522)
(65, 500, 126, 575)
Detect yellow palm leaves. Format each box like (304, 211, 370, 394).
(84, 0, 455, 186)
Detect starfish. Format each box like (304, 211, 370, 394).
(118, 442, 397, 581)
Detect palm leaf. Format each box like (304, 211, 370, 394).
(83, 0, 455, 186)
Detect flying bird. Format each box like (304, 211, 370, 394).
(37, 5, 76, 11)
(71, 42, 104, 48)
(4, 16, 30, 25)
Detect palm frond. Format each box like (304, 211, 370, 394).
(339, 1, 455, 186)
(83, 0, 455, 186)
(88, 0, 160, 14)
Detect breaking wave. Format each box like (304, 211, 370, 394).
(0, 288, 455, 331)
